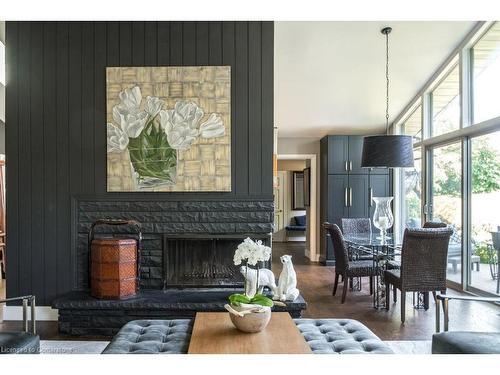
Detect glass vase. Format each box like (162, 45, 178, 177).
(372, 196, 394, 240)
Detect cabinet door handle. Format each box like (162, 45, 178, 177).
(349, 161, 353, 171)
(349, 187, 353, 207)
(369, 188, 373, 207)
(344, 187, 348, 207)
(344, 161, 348, 172)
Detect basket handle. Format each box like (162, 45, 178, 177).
(88, 219, 142, 245)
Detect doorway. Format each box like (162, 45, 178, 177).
(273, 154, 318, 261)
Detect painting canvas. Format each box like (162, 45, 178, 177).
(106, 66, 231, 192)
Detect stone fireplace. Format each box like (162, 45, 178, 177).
(73, 198, 274, 291)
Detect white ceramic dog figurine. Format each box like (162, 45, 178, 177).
(240, 266, 277, 298)
(275, 255, 300, 301)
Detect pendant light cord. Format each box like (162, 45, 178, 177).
(385, 29, 390, 134)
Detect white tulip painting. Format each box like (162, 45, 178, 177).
(106, 66, 231, 192)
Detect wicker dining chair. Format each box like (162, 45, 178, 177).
(384, 227, 453, 323)
(423, 222, 448, 229)
(341, 218, 372, 235)
(323, 222, 380, 303)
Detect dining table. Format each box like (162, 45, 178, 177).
(343, 232, 400, 309)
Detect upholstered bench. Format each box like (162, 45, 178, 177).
(102, 318, 392, 354)
(294, 318, 393, 354)
(102, 320, 193, 354)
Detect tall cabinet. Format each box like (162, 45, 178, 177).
(320, 135, 391, 265)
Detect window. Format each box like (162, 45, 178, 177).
(429, 142, 463, 284)
(402, 147, 421, 229)
(401, 105, 422, 142)
(472, 22, 500, 124)
(469, 130, 500, 295)
(431, 63, 460, 137)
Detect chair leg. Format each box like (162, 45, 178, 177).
(393, 285, 397, 303)
(401, 291, 406, 324)
(385, 282, 390, 311)
(369, 276, 374, 295)
(333, 273, 340, 296)
(341, 277, 348, 303)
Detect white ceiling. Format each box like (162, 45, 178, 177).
(275, 21, 475, 138)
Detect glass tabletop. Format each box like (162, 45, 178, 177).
(343, 232, 399, 247)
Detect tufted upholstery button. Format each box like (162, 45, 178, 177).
(102, 319, 193, 354)
(293, 318, 393, 354)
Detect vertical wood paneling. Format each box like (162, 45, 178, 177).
(5, 21, 20, 299)
(43, 22, 58, 302)
(119, 22, 132, 65)
(182, 22, 196, 65)
(261, 22, 274, 196)
(234, 22, 249, 196)
(248, 22, 262, 195)
(222, 22, 236, 196)
(68, 23, 83, 197)
(145, 22, 157, 65)
(196, 22, 209, 65)
(209, 22, 222, 65)
(82, 22, 95, 193)
(55, 22, 71, 295)
(157, 22, 169, 65)
(31, 22, 45, 300)
(132, 22, 145, 66)
(5, 21, 274, 304)
(17, 22, 32, 295)
(170, 22, 182, 65)
(94, 22, 107, 193)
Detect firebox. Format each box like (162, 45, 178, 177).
(163, 234, 271, 288)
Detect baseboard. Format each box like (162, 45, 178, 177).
(2, 305, 58, 321)
(304, 249, 320, 262)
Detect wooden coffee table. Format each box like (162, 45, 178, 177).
(188, 312, 312, 354)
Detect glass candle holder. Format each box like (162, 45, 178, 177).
(372, 197, 394, 239)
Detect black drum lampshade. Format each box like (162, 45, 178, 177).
(361, 135, 414, 168)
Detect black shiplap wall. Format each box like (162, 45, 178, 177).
(5, 21, 274, 305)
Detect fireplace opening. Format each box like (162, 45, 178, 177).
(163, 235, 271, 288)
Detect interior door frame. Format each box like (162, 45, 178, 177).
(277, 154, 318, 261)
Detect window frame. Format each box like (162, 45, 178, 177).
(392, 21, 500, 297)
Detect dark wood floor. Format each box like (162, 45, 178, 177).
(272, 242, 500, 340)
(2, 242, 500, 341)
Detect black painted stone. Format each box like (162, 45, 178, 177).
(52, 290, 307, 337)
(75, 199, 274, 290)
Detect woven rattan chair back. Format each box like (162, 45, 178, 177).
(400, 228, 453, 291)
(341, 218, 372, 235)
(323, 222, 350, 273)
(423, 221, 448, 229)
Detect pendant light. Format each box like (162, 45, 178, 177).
(361, 27, 414, 169)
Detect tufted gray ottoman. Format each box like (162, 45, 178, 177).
(294, 319, 393, 354)
(102, 320, 193, 354)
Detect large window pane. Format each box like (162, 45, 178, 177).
(430, 142, 462, 284)
(469, 131, 500, 295)
(431, 64, 460, 137)
(472, 22, 500, 124)
(402, 105, 422, 143)
(403, 147, 422, 229)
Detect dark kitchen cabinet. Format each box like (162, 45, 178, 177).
(320, 135, 391, 265)
(327, 135, 371, 175)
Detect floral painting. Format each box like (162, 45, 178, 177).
(106, 66, 231, 192)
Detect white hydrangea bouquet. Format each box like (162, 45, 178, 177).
(229, 237, 273, 308)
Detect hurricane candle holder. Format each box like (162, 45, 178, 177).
(372, 197, 394, 240)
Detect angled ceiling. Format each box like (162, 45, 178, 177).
(275, 21, 476, 138)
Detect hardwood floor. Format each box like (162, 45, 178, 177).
(2, 242, 499, 341)
(272, 241, 500, 340)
